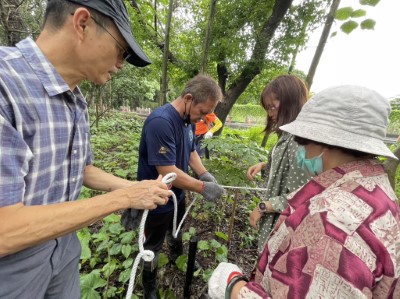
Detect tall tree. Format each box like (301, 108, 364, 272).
(306, 0, 379, 89)
(127, 0, 327, 109)
(214, 0, 293, 123)
(0, 0, 44, 45)
(306, 0, 341, 89)
(0, 0, 25, 46)
(160, 0, 174, 105)
(200, 0, 217, 74)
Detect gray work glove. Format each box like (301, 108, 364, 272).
(121, 208, 143, 231)
(201, 182, 224, 201)
(199, 171, 217, 183)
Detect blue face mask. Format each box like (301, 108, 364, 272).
(296, 146, 324, 176)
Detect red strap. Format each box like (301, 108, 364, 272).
(200, 181, 205, 193)
(227, 271, 243, 284)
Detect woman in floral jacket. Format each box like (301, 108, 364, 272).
(209, 85, 400, 299)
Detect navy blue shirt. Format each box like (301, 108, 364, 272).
(137, 103, 195, 214)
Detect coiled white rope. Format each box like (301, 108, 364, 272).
(126, 172, 197, 299)
(125, 178, 267, 298)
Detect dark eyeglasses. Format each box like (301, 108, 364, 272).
(266, 104, 279, 112)
(90, 16, 131, 61)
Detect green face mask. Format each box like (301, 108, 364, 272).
(296, 146, 324, 176)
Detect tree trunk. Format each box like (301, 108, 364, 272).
(306, 0, 341, 89)
(261, 132, 271, 148)
(160, 0, 174, 105)
(215, 0, 293, 126)
(200, 0, 217, 74)
(0, 0, 25, 46)
(288, 19, 309, 74)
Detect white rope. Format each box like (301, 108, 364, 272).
(220, 185, 269, 191)
(126, 172, 194, 299)
(125, 177, 265, 298)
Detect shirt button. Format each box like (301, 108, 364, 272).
(72, 178, 76, 182)
(73, 149, 77, 154)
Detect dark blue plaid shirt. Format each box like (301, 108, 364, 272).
(0, 38, 93, 207)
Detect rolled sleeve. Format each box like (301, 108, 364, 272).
(0, 114, 33, 207)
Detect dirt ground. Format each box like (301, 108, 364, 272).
(136, 192, 259, 299)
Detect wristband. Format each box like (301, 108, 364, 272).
(225, 275, 249, 299)
(227, 271, 243, 284)
(200, 181, 205, 193)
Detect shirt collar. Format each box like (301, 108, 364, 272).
(16, 37, 72, 97)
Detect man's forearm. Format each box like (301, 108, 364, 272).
(0, 178, 170, 257)
(0, 192, 124, 256)
(83, 165, 136, 192)
(156, 165, 204, 193)
(189, 151, 207, 176)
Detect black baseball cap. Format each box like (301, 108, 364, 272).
(67, 0, 151, 67)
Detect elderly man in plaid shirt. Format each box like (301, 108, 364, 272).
(0, 0, 172, 298)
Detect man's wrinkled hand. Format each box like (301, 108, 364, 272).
(125, 176, 172, 209)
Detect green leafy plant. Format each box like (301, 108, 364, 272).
(77, 110, 399, 298)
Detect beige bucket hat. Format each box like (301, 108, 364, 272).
(280, 85, 397, 160)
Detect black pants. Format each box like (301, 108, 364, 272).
(144, 198, 186, 252)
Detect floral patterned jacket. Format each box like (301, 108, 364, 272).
(240, 159, 400, 298)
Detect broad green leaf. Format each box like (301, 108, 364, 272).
(158, 252, 169, 268)
(175, 255, 188, 272)
(108, 223, 124, 235)
(351, 9, 366, 18)
(215, 231, 228, 241)
(121, 244, 132, 259)
(115, 169, 128, 178)
(120, 231, 136, 244)
(359, 0, 380, 6)
(189, 227, 196, 235)
(335, 7, 353, 21)
(89, 257, 100, 269)
(210, 239, 221, 248)
(160, 288, 176, 299)
(105, 286, 117, 298)
(118, 268, 132, 283)
(80, 272, 107, 299)
(96, 240, 110, 253)
(198, 240, 210, 251)
(109, 243, 122, 256)
(182, 232, 191, 242)
(102, 259, 119, 278)
(360, 19, 376, 30)
(216, 246, 228, 263)
(92, 232, 108, 242)
(122, 258, 134, 269)
(202, 268, 214, 282)
(103, 213, 120, 223)
(78, 229, 92, 260)
(340, 20, 359, 34)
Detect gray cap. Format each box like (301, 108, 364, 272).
(67, 0, 151, 67)
(280, 85, 397, 160)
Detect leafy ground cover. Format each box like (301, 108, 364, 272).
(79, 110, 399, 298)
(79, 111, 269, 298)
